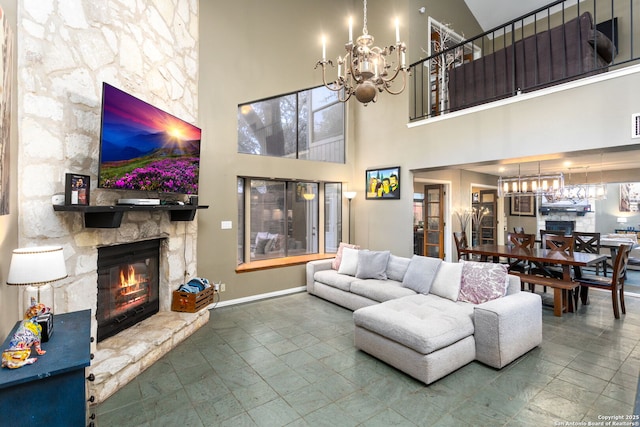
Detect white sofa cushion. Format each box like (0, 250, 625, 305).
(356, 250, 390, 280)
(386, 255, 411, 282)
(430, 262, 463, 301)
(337, 247, 359, 276)
(332, 242, 360, 270)
(314, 269, 359, 292)
(401, 255, 442, 294)
(350, 279, 416, 302)
(353, 294, 474, 355)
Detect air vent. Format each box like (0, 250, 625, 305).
(633, 113, 640, 138)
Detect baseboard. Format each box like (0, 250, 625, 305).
(207, 286, 307, 309)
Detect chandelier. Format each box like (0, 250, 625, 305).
(497, 164, 564, 198)
(558, 167, 607, 201)
(315, 0, 409, 105)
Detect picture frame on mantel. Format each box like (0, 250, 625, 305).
(510, 195, 536, 216)
(65, 173, 90, 206)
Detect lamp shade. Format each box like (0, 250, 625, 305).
(617, 217, 628, 224)
(7, 246, 67, 286)
(344, 191, 357, 200)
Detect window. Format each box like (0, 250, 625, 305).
(238, 178, 342, 264)
(324, 183, 342, 253)
(237, 86, 345, 163)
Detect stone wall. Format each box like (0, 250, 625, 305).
(17, 0, 200, 342)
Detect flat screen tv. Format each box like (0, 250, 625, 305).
(98, 82, 201, 195)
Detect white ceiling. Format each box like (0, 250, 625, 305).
(463, 0, 572, 32)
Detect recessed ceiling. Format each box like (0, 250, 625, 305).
(448, 146, 640, 177)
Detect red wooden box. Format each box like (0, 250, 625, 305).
(171, 286, 214, 313)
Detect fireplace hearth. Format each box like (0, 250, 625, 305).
(96, 239, 162, 342)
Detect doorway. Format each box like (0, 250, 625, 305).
(423, 184, 445, 259)
(471, 189, 498, 245)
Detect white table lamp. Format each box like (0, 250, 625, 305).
(7, 245, 67, 313)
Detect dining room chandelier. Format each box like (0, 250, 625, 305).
(315, 0, 409, 105)
(558, 167, 607, 200)
(497, 168, 565, 198)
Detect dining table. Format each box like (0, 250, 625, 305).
(459, 244, 609, 316)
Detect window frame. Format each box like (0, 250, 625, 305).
(237, 177, 343, 269)
(237, 85, 345, 163)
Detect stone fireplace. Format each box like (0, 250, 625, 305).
(96, 239, 161, 342)
(15, 0, 202, 405)
(537, 212, 595, 234)
(544, 220, 576, 236)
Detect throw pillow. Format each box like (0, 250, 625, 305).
(401, 255, 442, 294)
(355, 250, 391, 280)
(589, 30, 616, 63)
(386, 255, 411, 282)
(337, 247, 359, 276)
(430, 261, 464, 301)
(332, 242, 360, 270)
(255, 238, 269, 255)
(458, 261, 509, 304)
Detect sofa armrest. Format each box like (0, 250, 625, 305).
(473, 292, 542, 368)
(506, 274, 521, 295)
(306, 259, 335, 292)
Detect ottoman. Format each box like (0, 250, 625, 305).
(353, 294, 476, 385)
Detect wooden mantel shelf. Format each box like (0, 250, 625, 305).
(53, 204, 209, 228)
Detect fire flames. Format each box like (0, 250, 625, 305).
(119, 265, 147, 297)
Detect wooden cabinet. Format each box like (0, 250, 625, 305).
(0, 310, 93, 426)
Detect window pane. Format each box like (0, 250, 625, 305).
(324, 183, 342, 252)
(300, 86, 345, 163)
(290, 182, 318, 255)
(250, 180, 286, 261)
(238, 95, 297, 158)
(237, 178, 245, 264)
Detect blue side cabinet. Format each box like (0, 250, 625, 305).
(0, 309, 92, 426)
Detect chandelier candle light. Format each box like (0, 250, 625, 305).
(316, 0, 409, 105)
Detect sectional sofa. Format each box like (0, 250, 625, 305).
(306, 247, 542, 385)
(448, 11, 615, 111)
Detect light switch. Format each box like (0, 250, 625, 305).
(221, 220, 233, 230)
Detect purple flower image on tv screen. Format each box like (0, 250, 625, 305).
(98, 83, 201, 195)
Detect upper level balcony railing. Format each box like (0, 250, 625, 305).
(409, 0, 639, 122)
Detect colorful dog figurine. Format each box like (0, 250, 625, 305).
(1, 303, 51, 369)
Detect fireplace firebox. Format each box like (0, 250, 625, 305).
(96, 239, 161, 342)
(545, 220, 576, 236)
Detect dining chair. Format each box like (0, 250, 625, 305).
(539, 229, 566, 249)
(576, 243, 632, 319)
(542, 233, 574, 255)
(573, 231, 606, 276)
(454, 231, 477, 261)
(506, 232, 535, 273)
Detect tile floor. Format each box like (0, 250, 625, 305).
(95, 274, 640, 426)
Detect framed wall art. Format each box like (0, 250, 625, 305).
(366, 166, 400, 200)
(65, 173, 90, 206)
(510, 195, 536, 216)
(620, 183, 640, 212)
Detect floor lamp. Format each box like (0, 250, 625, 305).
(344, 191, 357, 244)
